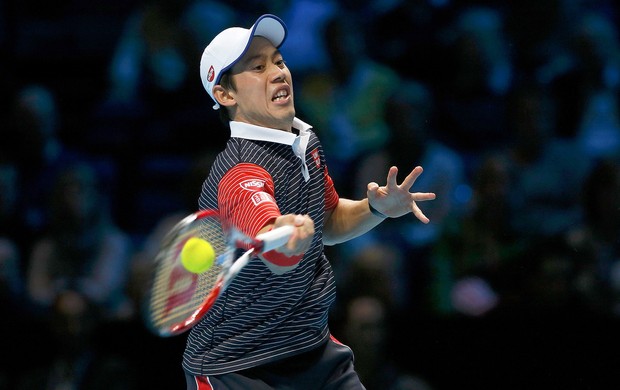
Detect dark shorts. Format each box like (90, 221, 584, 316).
(185, 335, 366, 390)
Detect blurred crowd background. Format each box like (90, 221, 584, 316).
(1, 0, 620, 389)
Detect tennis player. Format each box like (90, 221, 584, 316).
(185, 14, 435, 389)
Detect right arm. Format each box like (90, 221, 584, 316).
(217, 163, 313, 274)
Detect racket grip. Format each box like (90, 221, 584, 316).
(256, 225, 295, 252)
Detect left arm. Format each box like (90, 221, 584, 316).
(323, 166, 436, 245)
(322, 198, 384, 246)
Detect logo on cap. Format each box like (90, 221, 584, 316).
(207, 65, 215, 82)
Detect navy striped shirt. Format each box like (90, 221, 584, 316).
(183, 118, 339, 376)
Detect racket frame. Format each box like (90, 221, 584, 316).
(146, 210, 293, 336)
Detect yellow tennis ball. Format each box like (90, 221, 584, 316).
(180, 237, 216, 274)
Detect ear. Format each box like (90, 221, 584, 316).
(213, 85, 236, 108)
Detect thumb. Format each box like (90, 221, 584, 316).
(367, 182, 379, 200)
(293, 214, 306, 226)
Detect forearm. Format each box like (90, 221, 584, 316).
(323, 198, 385, 246)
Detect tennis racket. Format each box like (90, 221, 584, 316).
(145, 209, 294, 337)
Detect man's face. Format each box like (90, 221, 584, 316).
(227, 37, 295, 131)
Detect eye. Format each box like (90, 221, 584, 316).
(275, 59, 286, 68)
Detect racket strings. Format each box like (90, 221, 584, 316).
(195, 216, 228, 303)
(148, 215, 230, 332)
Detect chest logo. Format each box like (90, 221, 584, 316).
(311, 148, 321, 169)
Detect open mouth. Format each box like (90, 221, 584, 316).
(272, 88, 289, 102)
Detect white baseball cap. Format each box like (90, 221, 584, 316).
(200, 14, 288, 110)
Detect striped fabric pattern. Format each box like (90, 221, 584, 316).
(183, 124, 338, 376)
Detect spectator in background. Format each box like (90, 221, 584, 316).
(431, 154, 525, 317)
(335, 242, 410, 315)
(364, 0, 449, 84)
(26, 163, 133, 321)
(105, 0, 236, 111)
(519, 238, 589, 314)
(16, 163, 136, 388)
(340, 296, 434, 390)
(565, 159, 620, 316)
(505, 0, 575, 77)
(0, 235, 26, 388)
(106, 0, 194, 109)
(0, 160, 29, 321)
(0, 161, 31, 261)
(550, 10, 620, 160)
(341, 296, 396, 388)
(14, 285, 138, 390)
(434, 6, 514, 165)
(504, 82, 591, 238)
(0, 160, 40, 389)
(0, 238, 23, 314)
(297, 11, 400, 195)
(3, 84, 85, 235)
(0, 178, 29, 387)
(102, 0, 237, 153)
(5, 85, 63, 174)
(279, 0, 339, 76)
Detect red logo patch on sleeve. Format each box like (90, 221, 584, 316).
(240, 179, 266, 191)
(251, 191, 274, 206)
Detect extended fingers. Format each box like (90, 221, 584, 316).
(385, 166, 399, 188)
(412, 192, 436, 201)
(400, 166, 424, 190)
(410, 192, 435, 223)
(411, 201, 430, 224)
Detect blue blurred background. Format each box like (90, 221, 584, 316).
(1, 0, 620, 389)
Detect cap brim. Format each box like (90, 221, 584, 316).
(216, 14, 287, 84)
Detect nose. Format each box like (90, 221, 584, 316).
(269, 64, 287, 83)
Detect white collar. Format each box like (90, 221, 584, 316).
(229, 118, 313, 181)
(229, 118, 312, 143)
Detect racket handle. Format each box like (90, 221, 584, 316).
(256, 225, 295, 252)
(227, 249, 254, 288)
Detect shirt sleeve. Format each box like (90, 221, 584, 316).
(324, 165, 339, 211)
(218, 163, 280, 237)
(218, 163, 302, 270)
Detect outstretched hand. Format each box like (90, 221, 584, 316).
(367, 166, 436, 223)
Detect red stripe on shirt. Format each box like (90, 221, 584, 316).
(324, 166, 338, 211)
(261, 251, 303, 267)
(196, 376, 214, 390)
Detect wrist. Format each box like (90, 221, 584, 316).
(368, 201, 388, 219)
